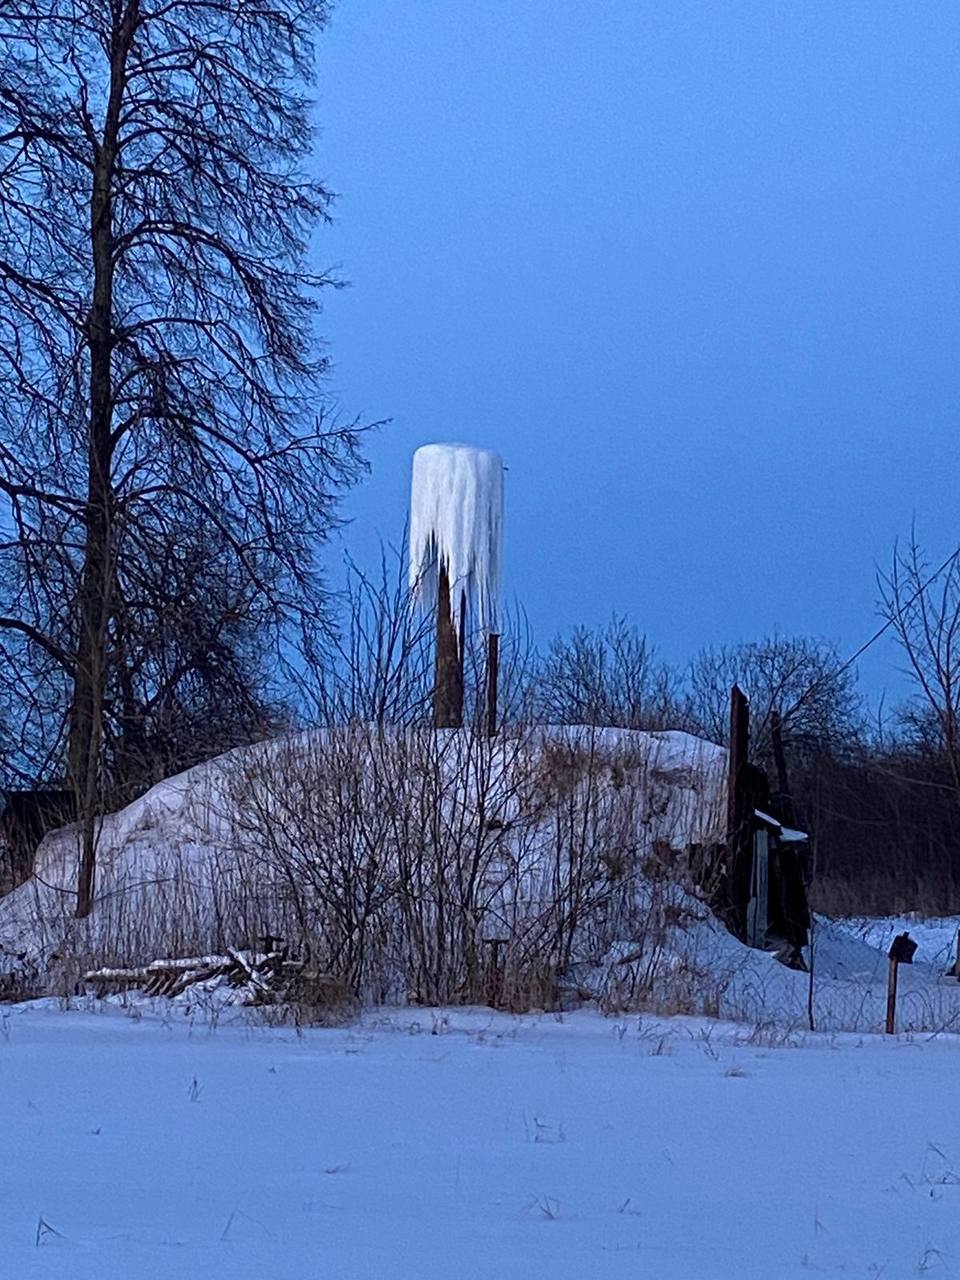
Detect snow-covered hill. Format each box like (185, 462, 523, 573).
(0, 725, 727, 982)
(3, 723, 960, 1034)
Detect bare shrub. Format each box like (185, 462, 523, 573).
(2, 572, 726, 1018)
(535, 617, 683, 730)
(204, 718, 724, 1012)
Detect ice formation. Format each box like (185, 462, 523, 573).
(409, 443, 504, 636)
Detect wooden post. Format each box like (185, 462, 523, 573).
(486, 634, 500, 737)
(885, 933, 917, 1033)
(885, 953, 899, 1035)
(725, 685, 751, 935)
(727, 685, 749, 836)
(458, 590, 467, 688)
(486, 937, 506, 1007)
(433, 565, 464, 729)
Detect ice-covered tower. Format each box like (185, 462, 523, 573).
(409, 443, 504, 730)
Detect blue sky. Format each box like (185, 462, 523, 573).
(313, 2, 960, 700)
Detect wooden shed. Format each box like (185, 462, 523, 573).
(746, 808, 810, 965)
(721, 685, 811, 969)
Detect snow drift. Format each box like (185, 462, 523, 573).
(0, 726, 724, 994)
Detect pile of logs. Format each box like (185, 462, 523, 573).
(83, 943, 344, 1005)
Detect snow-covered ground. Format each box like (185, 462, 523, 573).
(834, 914, 960, 971)
(3, 724, 958, 1274)
(2, 1000, 959, 1279)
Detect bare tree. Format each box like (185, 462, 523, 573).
(104, 522, 291, 803)
(535, 617, 682, 730)
(878, 535, 960, 803)
(308, 549, 435, 729)
(0, 1, 368, 912)
(687, 634, 861, 762)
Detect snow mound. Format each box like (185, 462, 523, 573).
(832, 914, 960, 970)
(5, 722, 960, 1034)
(0, 725, 725, 977)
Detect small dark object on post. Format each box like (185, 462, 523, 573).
(888, 933, 917, 964)
(885, 931, 917, 1035)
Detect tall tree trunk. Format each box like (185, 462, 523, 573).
(72, 5, 136, 917)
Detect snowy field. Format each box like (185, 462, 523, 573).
(3, 1001, 960, 1280)
(3, 727, 959, 1276)
(835, 915, 960, 972)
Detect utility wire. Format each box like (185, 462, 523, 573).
(782, 544, 960, 722)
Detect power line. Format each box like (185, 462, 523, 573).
(783, 544, 960, 721)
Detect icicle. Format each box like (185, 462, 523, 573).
(409, 443, 504, 637)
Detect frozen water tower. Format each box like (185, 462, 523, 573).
(409, 443, 504, 730)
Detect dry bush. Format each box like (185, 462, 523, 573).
(192, 721, 723, 1013)
(0, 957, 43, 1003)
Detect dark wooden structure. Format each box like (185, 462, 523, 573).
(433, 565, 465, 729)
(0, 789, 76, 895)
(746, 807, 811, 966)
(721, 686, 810, 968)
(432, 567, 501, 737)
(724, 685, 755, 937)
(486, 633, 499, 738)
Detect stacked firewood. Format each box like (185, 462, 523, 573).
(83, 943, 343, 1005)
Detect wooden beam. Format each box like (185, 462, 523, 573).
(726, 684, 752, 938)
(486, 633, 500, 737)
(727, 684, 749, 839)
(433, 565, 464, 729)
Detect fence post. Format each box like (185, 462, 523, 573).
(885, 932, 917, 1034)
(885, 954, 899, 1035)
